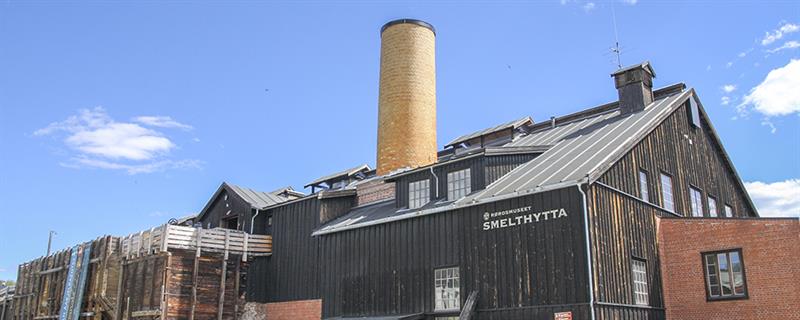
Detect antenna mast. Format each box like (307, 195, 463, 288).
(611, 4, 622, 69)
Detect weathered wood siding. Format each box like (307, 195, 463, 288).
(316, 188, 589, 319)
(394, 156, 486, 209)
(116, 250, 247, 320)
(598, 100, 756, 218)
(197, 189, 254, 231)
(12, 237, 119, 320)
(585, 97, 756, 320)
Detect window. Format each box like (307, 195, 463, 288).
(409, 179, 430, 209)
(434, 267, 460, 311)
(703, 249, 747, 300)
(638, 170, 650, 203)
(631, 259, 649, 306)
(724, 205, 734, 218)
(708, 196, 718, 217)
(689, 97, 702, 128)
(660, 173, 675, 212)
(447, 168, 472, 201)
(332, 180, 348, 189)
(689, 187, 704, 217)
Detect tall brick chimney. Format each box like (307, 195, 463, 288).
(376, 19, 438, 175)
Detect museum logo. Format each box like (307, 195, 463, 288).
(482, 206, 568, 231)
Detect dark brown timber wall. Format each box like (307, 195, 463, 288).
(316, 188, 589, 319)
(116, 249, 247, 320)
(598, 100, 756, 218)
(12, 236, 119, 320)
(586, 97, 759, 320)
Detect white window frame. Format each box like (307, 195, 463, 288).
(660, 173, 675, 212)
(434, 267, 460, 311)
(689, 186, 704, 217)
(708, 196, 718, 217)
(638, 170, 650, 203)
(408, 179, 430, 209)
(447, 168, 472, 201)
(632, 259, 648, 306)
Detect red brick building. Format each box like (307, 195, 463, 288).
(658, 217, 800, 320)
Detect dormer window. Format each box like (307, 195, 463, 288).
(332, 180, 349, 190)
(409, 179, 430, 209)
(447, 168, 471, 201)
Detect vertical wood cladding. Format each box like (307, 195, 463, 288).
(588, 185, 667, 320)
(261, 197, 322, 302)
(484, 154, 539, 185)
(319, 196, 356, 225)
(598, 100, 756, 218)
(318, 188, 589, 319)
(197, 189, 253, 231)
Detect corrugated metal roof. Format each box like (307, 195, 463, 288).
(305, 164, 372, 188)
(445, 116, 532, 148)
(462, 90, 688, 204)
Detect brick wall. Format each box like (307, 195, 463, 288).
(264, 299, 321, 320)
(356, 180, 395, 206)
(657, 217, 800, 320)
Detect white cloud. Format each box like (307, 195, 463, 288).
(35, 107, 199, 174)
(720, 96, 731, 106)
(739, 59, 800, 117)
(726, 61, 733, 68)
(760, 119, 777, 134)
(133, 116, 193, 130)
(721, 84, 737, 93)
(621, 0, 637, 4)
(767, 40, 800, 53)
(761, 22, 799, 46)
(582, 2, 595, 12)
(706, 65, 712, 71)
(737, 48, 753, 58)
(745, 179, 800, 217)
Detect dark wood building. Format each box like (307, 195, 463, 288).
(235, 61, 762, 320)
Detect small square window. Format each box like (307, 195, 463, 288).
(703, 249, 748, 300)
(708, 196, 718, 217)
(434, 267, 460, 311)
(724, 205, 734, 218)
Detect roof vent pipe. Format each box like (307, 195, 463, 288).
(612, 61, 656, 114)
(550, 116, 556, 128)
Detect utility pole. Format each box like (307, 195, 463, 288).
(46, 230, 56, 256)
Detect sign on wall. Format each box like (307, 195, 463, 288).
(482, 206, 568, 231)
(58, 243, 92, 320)
(554, 311, 572, 320)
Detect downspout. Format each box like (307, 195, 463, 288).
(430, 167, 439, 198)
(250, 208, 260, 234)
(577, 181, 596, 320)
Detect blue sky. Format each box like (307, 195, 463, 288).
(1, 0, 798, 280)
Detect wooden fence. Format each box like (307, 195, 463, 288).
(119, 225, 272, 261)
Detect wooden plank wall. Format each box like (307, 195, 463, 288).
(588, 185, 666, 320)
(484, 154, 538, 185)
(116, 249, 247, 320)
(598, 101, 756, 218)
(316, 188, 589, 319)
(11, 237, 118, 320)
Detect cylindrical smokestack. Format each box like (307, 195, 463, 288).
(376, 19, 438, 176)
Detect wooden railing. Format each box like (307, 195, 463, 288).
(119, 224, 271, 260)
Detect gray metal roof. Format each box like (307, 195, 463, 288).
(461, 89, 688, 204)
(227, 183, 287, 209)
(305, 164, 372, 188)
(445, 116, 532, 148)
(314, 87, 693, 235)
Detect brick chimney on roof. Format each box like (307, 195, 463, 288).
(376, 19, 438, 175)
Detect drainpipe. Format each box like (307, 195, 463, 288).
(430, 167, 439, 198)
(250, 208, 260, 234)
(577, 181, 596, 320)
